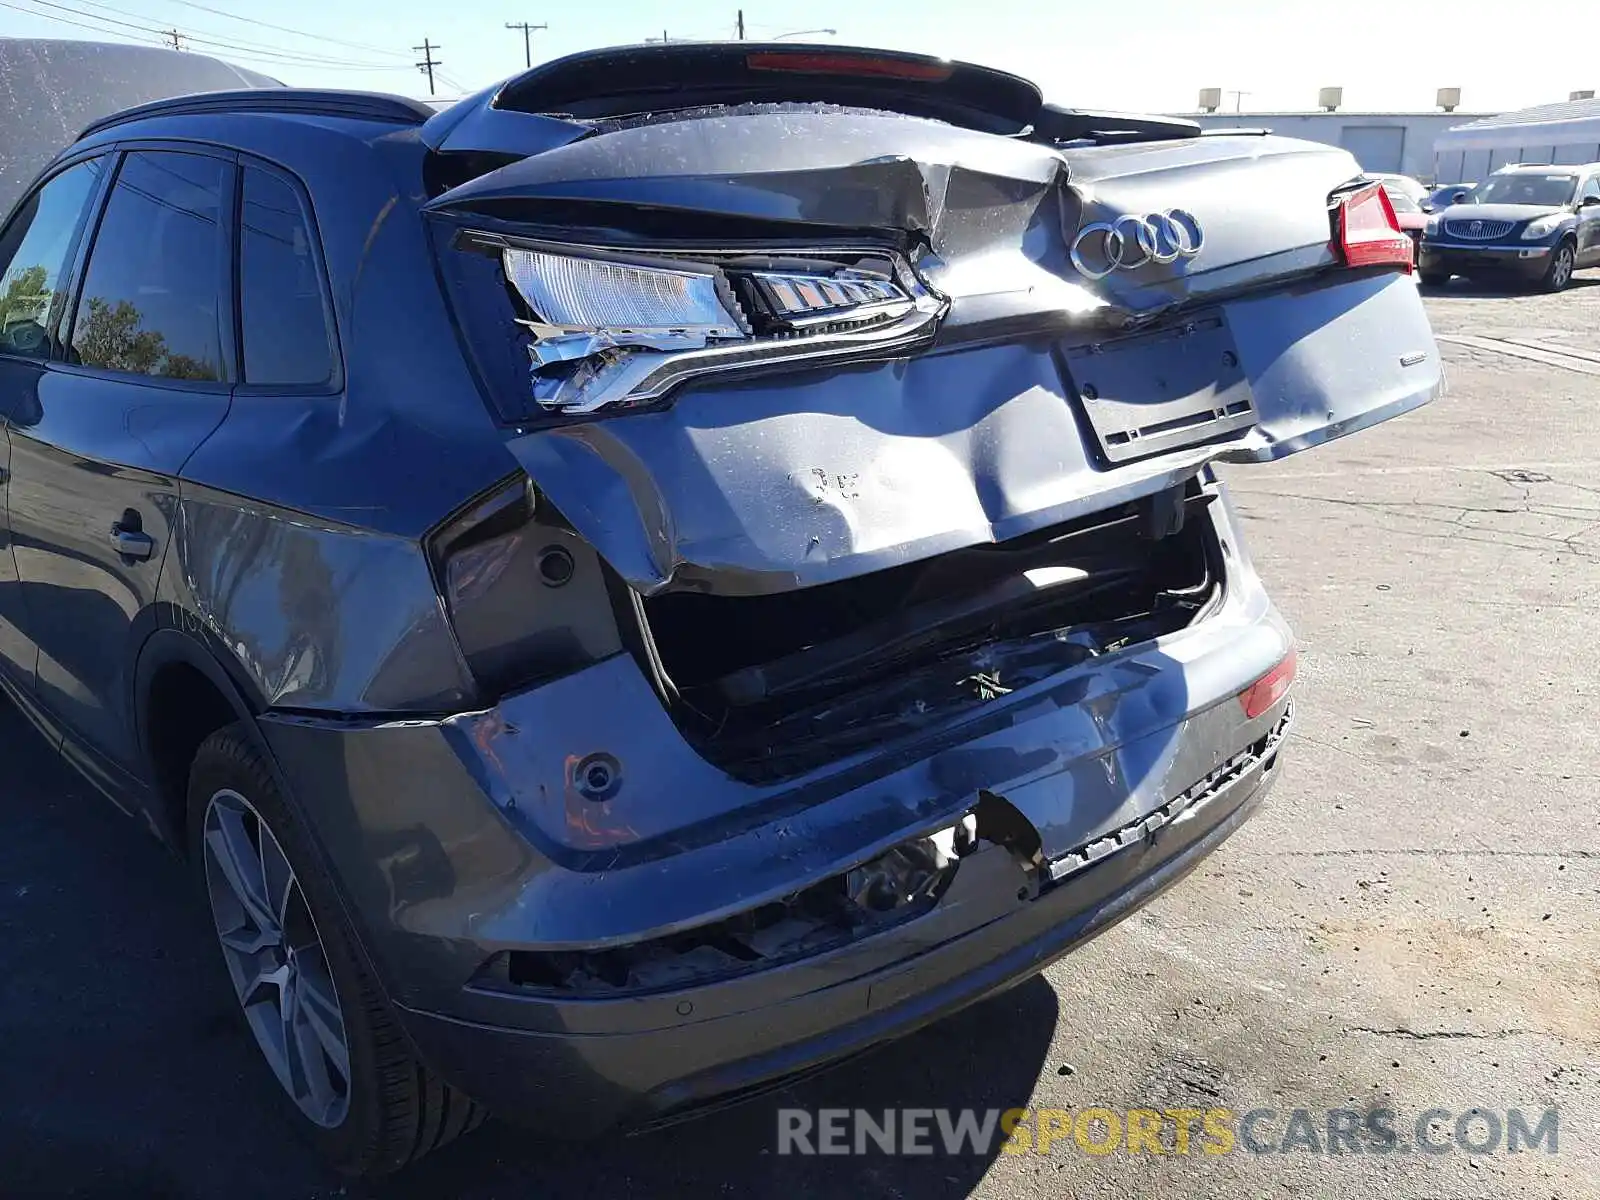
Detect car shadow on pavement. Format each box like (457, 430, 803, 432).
(1417, 272, 1600, 298)
(0, 696, 1056, 1200)
(371, 978, 1058, 1200)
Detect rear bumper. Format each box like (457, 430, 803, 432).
(256, 482, 1295, 1133)
(398, 725, 1283, 1135)
(1419, 242, 1550, 278)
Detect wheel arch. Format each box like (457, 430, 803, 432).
(133, 626, 276, 850)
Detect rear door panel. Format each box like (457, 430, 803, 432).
(6, 145, 234, 774)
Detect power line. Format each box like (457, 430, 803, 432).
(0, 0, 165, 45)
(414, 38, 441, 96)
(159, 0, 414, 59)
(74, 0, 406, 66)
(6, 0, 414, 74)
(504, 19, 546, 70)
(61, 0, 404, 67)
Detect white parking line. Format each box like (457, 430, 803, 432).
(1225, 461, 1600, 479)
(1436, 333, 1600, 375)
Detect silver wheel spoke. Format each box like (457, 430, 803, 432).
(219, 924, 277, 956)
(284, 975, 343, 1122)
(205, 808, 275, 934)
(296, 958, 350, 1082)
(261, 832, 296, 929)
(239, 959, 291, 1010)
(202, 788, 352, 1129)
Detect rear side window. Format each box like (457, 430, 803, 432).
(70, 150, 226, 381)
(239, 166, 335, 387)
(0, 158, 103, 360)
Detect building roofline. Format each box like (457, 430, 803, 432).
(1182, 110, 1497, 119)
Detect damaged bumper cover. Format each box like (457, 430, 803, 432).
(256, 493, 1294, 1134)
(388, 706, 1283, 1136)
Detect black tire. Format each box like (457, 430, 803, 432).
(1418, 269, 1449, 287)
(1541, 240, 1577, 292)
(187, 724, 485, 1176)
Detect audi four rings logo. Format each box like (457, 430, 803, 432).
(1070, 210, 1205, 279)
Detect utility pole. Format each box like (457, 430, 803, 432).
(736, 9, 744, 38)
(1225, 90, 1252, 113)
(162, 28, 184, 50)
(505, 20, 547, 70)
(414, 38, 441, 96)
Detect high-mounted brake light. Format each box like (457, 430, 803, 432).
(745, 51, 953, 82)
(1239, 648, 1297, 719)
(1333, 183, 1414, 273)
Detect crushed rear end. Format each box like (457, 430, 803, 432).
(265, 43, 1437, 1132)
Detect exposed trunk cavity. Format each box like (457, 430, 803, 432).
(625, 484, 1221, 781)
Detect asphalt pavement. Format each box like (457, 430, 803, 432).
(2, 273, 1597, 1199)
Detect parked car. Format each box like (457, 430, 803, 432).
(0, 42, 1437, 1175)
(1369, 172, 1428, 207)
(1426, 181, 1473, 211)
(1369, 174, 1429, 259)
(1418, 162, 1600, 290)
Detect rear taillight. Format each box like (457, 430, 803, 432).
(1332, 184, 1414, 273)
(1239, 647, 1296, 719)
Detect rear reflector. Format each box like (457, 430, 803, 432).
(1239, 648, 1297, 719)
(1334, 183, 1414, 273)
(745, 51, 953, 82)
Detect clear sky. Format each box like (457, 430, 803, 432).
(0, 0, 1588, 115)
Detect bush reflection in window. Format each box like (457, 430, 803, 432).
(69, 151, 224, 381)
(0, 158, 102, 359)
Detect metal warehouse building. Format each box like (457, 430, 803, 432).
(1432, 96, 1600, 185)
(1175, 110, 1492, 182)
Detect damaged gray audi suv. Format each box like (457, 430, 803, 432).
(0, 42, 1437, 1174)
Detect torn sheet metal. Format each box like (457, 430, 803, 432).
(425, 110, 1067, 240)
(428, 113, 1438, 596)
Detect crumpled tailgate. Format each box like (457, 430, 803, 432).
(427, 111, 1439, 596)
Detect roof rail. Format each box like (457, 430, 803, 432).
(79, 89, 437, 141)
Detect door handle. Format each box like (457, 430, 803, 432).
(110, 521, 155, 561)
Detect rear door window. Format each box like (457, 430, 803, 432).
(238, 166, 336, 387)
(69, 150, 227, 381)
(0, 158, 105, 360)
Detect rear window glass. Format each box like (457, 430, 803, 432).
(239, 166, 335, 387)
(1380, 184, 1420, 213)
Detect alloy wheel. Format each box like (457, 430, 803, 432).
(1552, 246, 1574, 289)
(201, 788, 351, 1128)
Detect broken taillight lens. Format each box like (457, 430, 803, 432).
(1333, 183, 1414, 273)
(481, 236, 945, 416)
(1239, 647, 1297, 719)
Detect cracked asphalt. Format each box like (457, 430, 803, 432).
(2, 272, 1598, 1199)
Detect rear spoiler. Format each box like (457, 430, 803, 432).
(489, 42, 1044, 135)
(418, 42, 1207, 178)
(1034, 106, 1201, 144)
